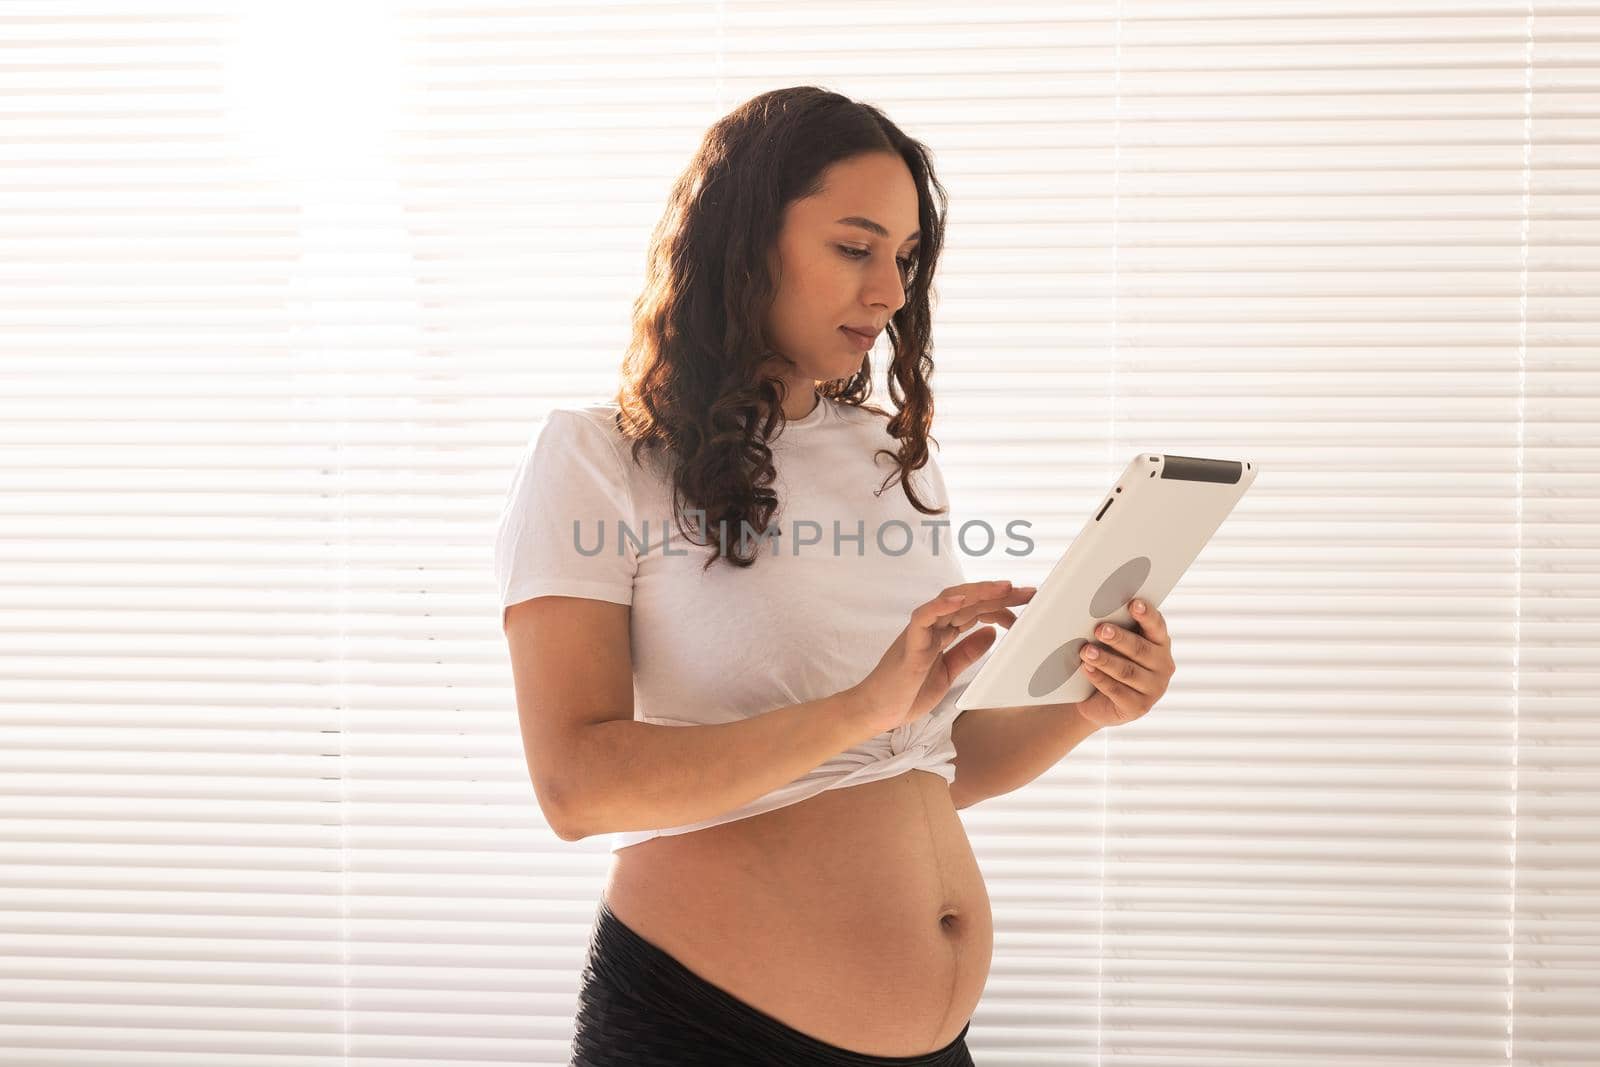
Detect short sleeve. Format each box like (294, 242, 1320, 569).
(918, 448, 965, 579)
(919, 445, 952, 512)
(494, 409, 639, 622)
(917, 446, 1000, 719)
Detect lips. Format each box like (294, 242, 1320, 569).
(840, 326, 878, 348)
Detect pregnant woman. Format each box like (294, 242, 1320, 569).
(495, 86, 1174, 1066)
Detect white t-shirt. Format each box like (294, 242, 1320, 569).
(493, 393, 994, 852)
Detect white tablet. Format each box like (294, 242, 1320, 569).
(954, 452, 1259, 712)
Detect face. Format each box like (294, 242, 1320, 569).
(761, 152, 921, 417)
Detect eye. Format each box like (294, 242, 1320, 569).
(837, 245, 916, 275)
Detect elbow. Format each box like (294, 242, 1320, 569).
(547, 799, 590, 843)
(546, 799, 585, 842)
(533, 776, 590, 842)
(530, 722, 619, 843)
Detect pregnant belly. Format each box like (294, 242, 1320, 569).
(599, 768, 993, 1057)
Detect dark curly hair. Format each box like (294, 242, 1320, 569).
(609, 85, 950, 572)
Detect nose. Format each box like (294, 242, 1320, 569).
(863, 255, 908, 318)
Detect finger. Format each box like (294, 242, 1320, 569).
(1091, 616, 1162, 671)
(918, 592, 968, 628)
(942, 579, 1016, 605)
(1127, 598, 1168, 646)
(903, 595, 965, 654)
(930, 618, 990, 664)
(946, 586, 1035, 628)
(937, 613, 985, 644)
(934, 596, 992, 632)
(929, 579, 1022, 619)
(1080, 659, 1150, 720)
(943, 623, 998, 675)
(1080, 644, 1159, 696)
(980, 607, 1019, 629)
(937, 610, 991, 641)
(930, 611, 1013, 658)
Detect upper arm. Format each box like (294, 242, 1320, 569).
(503, 595, 632, 839)
(492, 407, 641, 839)
(493, 408, 640, 617)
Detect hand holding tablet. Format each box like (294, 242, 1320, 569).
(953, 452, 1258, 713)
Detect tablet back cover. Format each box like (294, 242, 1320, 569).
(955, 453, 1257, 712)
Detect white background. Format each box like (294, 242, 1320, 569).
(1, 2, 1596, 1064)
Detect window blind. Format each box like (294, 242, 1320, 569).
(1, 2, 1594, 1064)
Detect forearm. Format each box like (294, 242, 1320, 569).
(948, 701, 1102, 810)
(556, 688, 877, 841)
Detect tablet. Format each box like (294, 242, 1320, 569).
(954, 452, 1259, 712)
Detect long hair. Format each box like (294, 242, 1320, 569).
(611, 85, 949, 571)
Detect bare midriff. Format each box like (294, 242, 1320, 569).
(599, 767, 993, 1057)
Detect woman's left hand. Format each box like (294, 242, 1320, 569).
(1073, 599, 1176, 729)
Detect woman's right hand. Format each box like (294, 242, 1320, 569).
(849, 579, 1037, 736)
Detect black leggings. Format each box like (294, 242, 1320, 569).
(570, 896, 977, 1066)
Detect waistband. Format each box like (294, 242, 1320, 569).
(579, 896, 974, 1067)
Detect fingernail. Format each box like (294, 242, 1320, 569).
(1133, 600, 1145, 614)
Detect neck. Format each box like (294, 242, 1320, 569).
(780, 383, 820, 421)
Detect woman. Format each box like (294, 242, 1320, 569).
(495, 86, 1167, 1066)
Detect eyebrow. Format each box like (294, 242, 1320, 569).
(835, 216, 920, 245)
